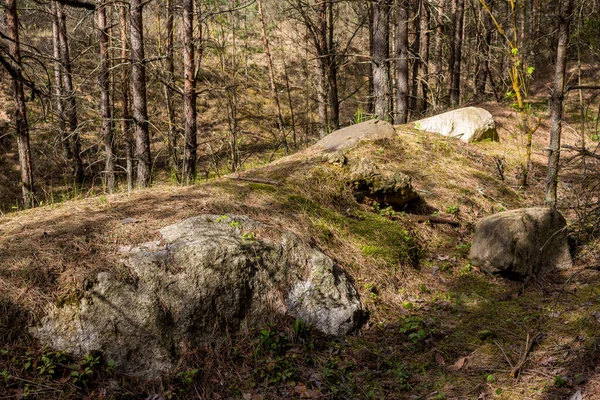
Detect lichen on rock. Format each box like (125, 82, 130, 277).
(33, 215, 364, 378)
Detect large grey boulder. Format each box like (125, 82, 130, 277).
(469, 208, 572, 280)
(414, 107, 499, 143)
(314, 119, 396, 152)
(33, 215, 363, 378)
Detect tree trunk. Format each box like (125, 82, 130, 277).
(130, 0, 151, 187)
(119, 5, 134, 193)
(182, 0, 197, 184)
(164, 0, 178, 177)
(51, 2, 70, 160)
(418, 0, 430, 112)
(56, 2, 84, 184)
(6, 0, 35, 208)
(396, 0, 409, 124)
(475, 0, 493, 97)
(325, 0, 339, 130)
(315, 0, 329, 136)
(545, 0, 573, 206)
(257, 0, 286, 151)
(372, 0, 391, 120)
(97, 1, 115, 193)
(410, 2, 420, 114)
(316, 57, 328, 138)
(450, 0, 465, 106)
(432, 0, 445, 103)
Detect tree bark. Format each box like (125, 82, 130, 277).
(164, 0, 178, 177)
(56, 2, 84, 184)
(450, 0, 464, 106)
(325, 0, 339, 130)
(418, 0, 430, 112)
(296, 0, 337, 135)
(97, 1, 115, 193)
(410, 2, 420, 114)
(6, 0, 35, 208)
(119, 5, 133, 192)
(257, 0, 286, 151)
(545, 0, 573, 206)
(182, 0, 197, 184)
(372, 0, 391, 120)
(51, 2, 70, 160)
(396, 0, 409, 124)
(129, 0, 151, 187)
(432, 0, 445, 101)
(475, 0, 493, 97)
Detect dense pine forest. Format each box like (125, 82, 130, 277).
(0, 0, 590, 210)
(6, 0, 600, 399)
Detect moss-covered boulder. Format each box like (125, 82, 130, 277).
(348, 158, 418, 208)
(469, 208, 572, 280)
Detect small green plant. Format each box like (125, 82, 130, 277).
(459, 263, 472, 274)
(553, 375, 567, 387)
(455, 243, 471, 257)
(241, 232, 255, 244)
(393, 362, 411, 390)
(229, 220, 241, 228)
(446, 204, 459, 216)
(71, 354, 100, 387)
(177, 368, 199, 388)
(292, 318, 308, 339)
(36, 354, 56, 377)
(257, 326, 287, 354)
(399, 316, 427, 344)
(217, 215, 229, 222)
(486, 374, 496, 383)
(353, 107, 375, 124)
(379, 206, 397, 218)
(1, 369, 9, 383)
(401, 301, 414, 310)
(362, 283, 378, 302)
(106, 359, 116, 375)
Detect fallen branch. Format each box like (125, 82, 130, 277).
(561, 144, 600, 161)
(510, 332, 540, 378)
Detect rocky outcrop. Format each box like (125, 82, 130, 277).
(314, 119, 396, 152)
(33, 215, 363, 378)
(414, 107, 499, 143)
(469, 208, 572, 280)
(348, 158, 418, 208)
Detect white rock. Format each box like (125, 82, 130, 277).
(413, 107, 499, 143)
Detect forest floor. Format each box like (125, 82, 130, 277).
(3, 89, 600, 400)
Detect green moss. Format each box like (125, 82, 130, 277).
(350, 212, 419, 266)
(287, 194, 420, 267)
(247, 183, 278, 192)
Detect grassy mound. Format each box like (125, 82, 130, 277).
(2, 122, 600, 399)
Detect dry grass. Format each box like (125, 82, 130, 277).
(3, 102, 600, 399)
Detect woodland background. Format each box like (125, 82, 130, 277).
(0, 0, 591, 212)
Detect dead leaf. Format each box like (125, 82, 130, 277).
(452, 357, 467, 370)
